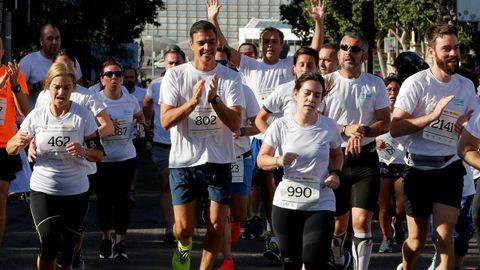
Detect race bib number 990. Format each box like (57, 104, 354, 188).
(188, 107, 222, 138)
(278, 178, 320, 209)
(423, 109, 459, 146)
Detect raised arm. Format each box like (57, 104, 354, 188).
(308, 0, 325, 51)
(206, 0, 242, 67)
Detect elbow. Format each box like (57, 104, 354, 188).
(160, 117, 172, 130)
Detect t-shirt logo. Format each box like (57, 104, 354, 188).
(360, 88, 373, 100)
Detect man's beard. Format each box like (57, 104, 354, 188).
(123, 81, 135, 91)
(435, 54, 458, 75)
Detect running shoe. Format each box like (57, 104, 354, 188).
(328, 250, 352, 270)
(163, 228, 177, 244)
(99, 237, 115, 259)
(72, 251, 85, 270)
(263, 237, 280, 261)
(217, 256, 235, 270)
(113, 241, 129, 262)
(241, 218, 253, 239)
(250, 216, 263, 238)
(172, 241, 191, 270)
(378, 239, 393, 253)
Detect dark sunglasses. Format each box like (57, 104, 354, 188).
(102, 71, 123, 78)
(340, 44, 363, 53)
(216, 59, 228, 66)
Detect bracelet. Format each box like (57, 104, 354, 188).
(329, 169, 342, 178)
(239, 127, 246, 137)
(82, 148, 88, 158)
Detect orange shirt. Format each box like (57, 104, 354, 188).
(0, 65, 29, 147)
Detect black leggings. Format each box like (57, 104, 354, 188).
(30, 190, 89, 266)
(95, 158, 136, 235)
(272, 206, 335, 270)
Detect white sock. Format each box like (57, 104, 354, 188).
(352, 232, 373, 270)
(331, 232, 346, 265)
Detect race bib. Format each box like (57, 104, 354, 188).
(0, 97, 6, 126)
(103, 118, 132, 144)
(231, 156, 244, 183)
(188, 107, 222, 138)
(36, 125, 80, 159)
(278, 178, 320, 209)
(258, 87, 275, 100)
(376, 134, 404, 165)
(423, 109, 459, 146)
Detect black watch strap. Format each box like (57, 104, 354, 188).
(329, 169, 342, 178)
(208, 95, 220, 104)
(11, 85, 21, 93)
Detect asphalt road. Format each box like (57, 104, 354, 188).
(2, 145, 479, 269)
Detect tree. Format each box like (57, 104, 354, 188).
(281, 0, 479, 76)
(11, 0, 165, 83)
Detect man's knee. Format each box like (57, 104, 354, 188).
(405, 235, 427, 252)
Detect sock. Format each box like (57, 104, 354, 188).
(178, 237, 192, 251)
(332, 232, 346, 265)
(267, 221, 272, 232)
(352, 232, 373, 270)
(270, 236, 279, 245)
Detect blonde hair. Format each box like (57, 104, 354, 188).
(43, 62, 77, 90)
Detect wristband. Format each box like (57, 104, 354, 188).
(329, 169, 342, 178)
(11, 85, 21, 93)
(362, 125, 370, 136)
(239, 127, 246, 136)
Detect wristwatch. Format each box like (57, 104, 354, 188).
(11, 84, 21, 93)
(208, 95, 221, 105)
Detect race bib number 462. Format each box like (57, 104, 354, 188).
(423, 109, 459, 146)
(36, 125, 79, 159)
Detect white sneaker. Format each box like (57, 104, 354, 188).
(396, 263, 403, 270)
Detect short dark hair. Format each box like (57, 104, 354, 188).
(190, 20, 217, 39)
(40, 23, 59, 38)
(238, 42, 258, 57)
(123, 66, 138, 78)
(164, 45, 186, 62)
(425, 23, 457, 48)
(293, 47, 319, 67)
(321, 43, 340, 52)
(342, 32, 369, 51)
(383, 76, 400, 87)
(294, 72, 325, 95)
(260, 27, 284, 44)
(101, 58, 123, 74)
(216, 46, 231, 61)
(52, 49, 77, 67)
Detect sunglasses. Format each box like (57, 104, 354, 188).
(216, 59, 228, 66)
(340, 44, 363, 53)
(102, 71, 123, 78)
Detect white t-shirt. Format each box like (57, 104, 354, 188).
(147, 77, 171, 144)
(234, 84, 260, 156)
(34, 85, 106, 174)
(263, 114, 341, 211)
(239, 55, 295, 105)
(96, 90, 140, 162)
(160, 62, 244, 168)
(20, 102, 97, 196)
(263, 80, 296, 118)
(129, 86, 146, 109)
(395, 69, 478, 160)
(323, 71, 390, 147)
(19, 51, 82, 109)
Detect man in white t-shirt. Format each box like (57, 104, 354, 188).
(391, 24, 478, 270)
(143, 45, 186, 244)
(160, 20, 244, 270)
(19, 23, 82, 109)
(323, 32, 390, 270)
(207, 0, 325, 259)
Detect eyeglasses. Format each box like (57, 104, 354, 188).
(216, 59, 228, 66)
(102, 71, 123, 78)
(340, 44, 363, 53)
